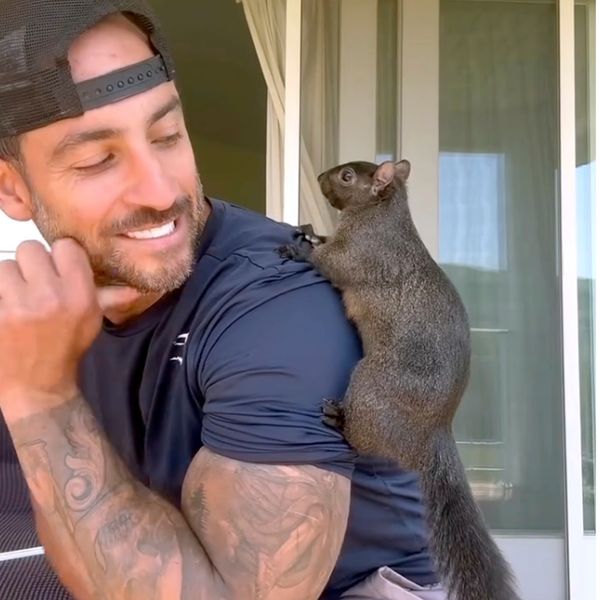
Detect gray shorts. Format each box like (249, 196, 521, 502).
(341, 567, 448, 600)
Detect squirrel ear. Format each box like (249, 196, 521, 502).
(372, 161, 396, 195)
(395, 160, 411, 182)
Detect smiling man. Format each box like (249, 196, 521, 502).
(0, 1, 444, 599)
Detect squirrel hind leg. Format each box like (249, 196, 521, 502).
(342, 391, 428, 470)
(322, 398, 345, 430)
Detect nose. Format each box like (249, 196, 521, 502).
(123, 145, 179, 211)
(318, 174, 331, 197)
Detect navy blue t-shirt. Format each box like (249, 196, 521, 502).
(79, 198, 438, 599)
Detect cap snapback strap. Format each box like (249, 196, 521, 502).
(76, 54, 172, 111)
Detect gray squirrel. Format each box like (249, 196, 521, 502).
(280, 160, 520, 600)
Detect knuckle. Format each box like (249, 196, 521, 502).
(37, 291, 63, 314)
(16, 240, 47, 260)
(53, 237, 84, 260)
(0, 258, 18, 276)
(53, 239, 92, 275)
(16, 240, 45, 252)
(4, 303, 33, 324)
(65, 288, 97, 316)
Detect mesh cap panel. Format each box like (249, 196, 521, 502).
(0, 0, 176, 136)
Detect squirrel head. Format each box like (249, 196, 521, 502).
(318, 160, 411, 211)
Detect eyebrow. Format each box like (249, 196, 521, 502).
(51, 95, 183, 162)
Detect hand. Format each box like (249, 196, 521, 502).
(0, 239, 102, 414)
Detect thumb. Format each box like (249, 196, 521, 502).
(97, 285, 142, 313)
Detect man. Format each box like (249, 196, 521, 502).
(0, 1, 446, 599)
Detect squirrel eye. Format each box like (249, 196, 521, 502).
(340, 168, 355, 184)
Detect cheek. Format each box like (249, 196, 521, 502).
(62, 187, 117, 236)
(174, 136, 200, 192)
(41, 185, 118, 244)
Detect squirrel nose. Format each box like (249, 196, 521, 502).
(319, 177, 331, 197)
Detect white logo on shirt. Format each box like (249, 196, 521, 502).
(169, 333, 190, 366)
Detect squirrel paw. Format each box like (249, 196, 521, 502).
(278, 224, 327, 263)
(322, 399, 345, 430)
(298, 224, 328, 246)
(277, 240, 314, 262)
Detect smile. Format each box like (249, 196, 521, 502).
(124, 220, 176, 240)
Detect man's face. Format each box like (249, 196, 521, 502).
(14, 15, 205, 293)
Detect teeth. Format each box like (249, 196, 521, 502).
(125, 221, 175, 240)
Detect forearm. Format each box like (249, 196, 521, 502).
(33, 504, 99, 600)
(5, 390, 223, 600)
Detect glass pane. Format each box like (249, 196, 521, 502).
(299, 0, 400, 235)
(439, 0, 565, 532)
(376, 0, 399, 162)
(575, 0, 596, 533)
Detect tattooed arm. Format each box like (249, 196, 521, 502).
(7, 391, 351, 600)
(181, 447, 350, 600)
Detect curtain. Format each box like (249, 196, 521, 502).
(237, 0, 337, 234)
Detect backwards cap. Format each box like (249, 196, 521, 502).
(0, 0, 176, 137)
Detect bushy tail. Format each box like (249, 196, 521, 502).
(421, 430, 521, 600)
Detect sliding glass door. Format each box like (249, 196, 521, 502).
(286, 0, 597, 597)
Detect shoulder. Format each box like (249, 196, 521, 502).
(203, 199, 303, 269)
(180, 203, 362, 477)
(186, 199, 357, 370)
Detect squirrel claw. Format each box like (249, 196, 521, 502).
(278, 223, 328, 263)
(277, 240, 314, 262)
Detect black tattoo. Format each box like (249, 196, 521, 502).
(9, 396, 350, 600)
(187, 485, 208, 536)
(63, 403, 106, 512)
(8, 395, 215, 600)
(182, 449, 351, 600)
(97, 510, 140, 549)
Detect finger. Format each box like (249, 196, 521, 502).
(51, 238, 95, 293)
(0, 259, 26, 300)
(15, 240, 59, 286)
(97, 285, 142, 313)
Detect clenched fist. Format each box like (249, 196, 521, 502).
(0, 239, 102, 419)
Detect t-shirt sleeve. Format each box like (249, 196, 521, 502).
(198, 281, 362, 479)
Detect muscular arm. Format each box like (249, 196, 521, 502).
(181, 449, 350, 599)
(7, 391, 350, 600)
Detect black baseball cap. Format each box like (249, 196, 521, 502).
(0, 0, 177, 137)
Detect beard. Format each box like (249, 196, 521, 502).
(30, 178, 207, 294)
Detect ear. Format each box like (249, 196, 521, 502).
(395, 160, 411, 182)
(0, 160, 34, 221)
(372, 161, 396, 195)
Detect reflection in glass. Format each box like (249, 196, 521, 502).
(439, 0, 564, 532)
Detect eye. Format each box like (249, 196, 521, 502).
(74, 154, 115, 174)
(154, 132, 183, 147)
(340, 168, 356, 184)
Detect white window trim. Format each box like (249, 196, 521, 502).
(593, 0, 599, 591)
(558, 2, 587, 599)
(282, 0, 302, 225)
